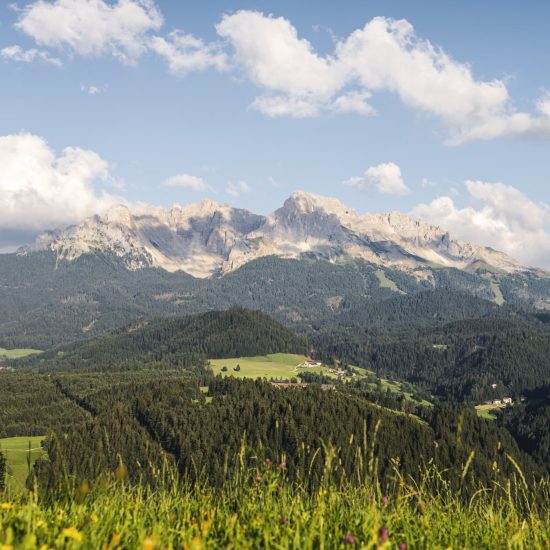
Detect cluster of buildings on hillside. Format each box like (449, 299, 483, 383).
(270, 380, 336, 391)
(486, 397, 513, 405)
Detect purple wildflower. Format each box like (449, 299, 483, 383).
(378, 526, 389, 543)
(381, 495, 389, 505)
(343, 534, 355, 545)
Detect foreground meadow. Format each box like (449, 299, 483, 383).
(1, 460, 549, 549)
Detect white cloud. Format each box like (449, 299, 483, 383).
(0, 44, 62, 66)
(216, 11, 550, 142)
(331, 91, 375, 116)
(412, 181, 550, 269)
(149, 30, 227, 75)
(344, 162, 409, 196)
(163, 173, 212, 192)
(251, 94, 322, 118)
(217, 11, 342, 98)
(0, 132, 122, 231)
(225, 180, 251, 197)
(15, 0, 163, 64)
(451, 92, 550, 143)
(80, 83, 106, 95)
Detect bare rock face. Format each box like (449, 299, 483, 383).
(20, 191, 522, 278)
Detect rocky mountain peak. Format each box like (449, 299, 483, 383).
(20, 192, 524, 278)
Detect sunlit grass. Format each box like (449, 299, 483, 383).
(0, 348, 42, 360)
(1, 450, 548, 549)
(0, 437, 45, 492)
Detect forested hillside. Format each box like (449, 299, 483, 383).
(1, 250, 549, 348)
(33, 376, 538, 497)
(27, 308, 308, 372)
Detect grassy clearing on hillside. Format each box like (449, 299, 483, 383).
(491, 282, 505, 305)
(374, 270, 406, 294)
(0, 436, 45, 492)
(0, 348, 41, 360)
(209, 354, 327, 379)
(0, 461, 548, 549)
(475, 403, 506, 420)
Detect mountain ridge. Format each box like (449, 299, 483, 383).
(19, 191, 525, 279)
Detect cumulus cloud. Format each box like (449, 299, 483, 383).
(344, 162, 409, 196)
(412, 181, 550, 269)
(331, 91, 375, 116)
(11, 5, 550, 142)
(0, 132, 122, 232)
(15, 0, 163, 64)
(163, 173, 213, 192)
(216, 11, 550, 142)
(225, 180, 251, 197)
(80, 83, 106, 95)
(149, 30, 228, 75)
(0, 44, 62, 66)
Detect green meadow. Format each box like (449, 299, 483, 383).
(209, 353, 328, 379)
(0, 458, 548, 549)
(0, 436, 45, 492)
(0, 348, 42, 360)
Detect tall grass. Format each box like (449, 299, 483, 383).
(1, 442, 549, 549)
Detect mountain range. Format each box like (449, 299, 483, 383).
(1, 192, 549, 348)
(21, 191, 523, 278)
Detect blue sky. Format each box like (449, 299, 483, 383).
(1, 0, 549, 267)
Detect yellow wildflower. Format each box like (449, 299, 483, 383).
(110, 533, 122, 546)
(116, 464, 128, 479)
(0, 503, 14, 510)
(90, 513, 99, 523)
(36, 520, 47, 528)
(200, 520, 211, 532)
(142, 535, 159, 550)
(62, 527, 83, 542)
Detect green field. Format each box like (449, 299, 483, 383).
(0, 348, 42, 360)
(0, 436, 45, 491)
(209, 353, 331, 379)
(475, 403, 506, 420)
(374, 269, 406, 294)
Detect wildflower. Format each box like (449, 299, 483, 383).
(200, 520, 211, 532)
(381, 495, 389, 505)
(89, 513, 99, 523)
(62, 527, 83, 542)
(0, 502, 14, 510)
(36, 520, 47, 528)
(378, 526, 389, 543)
(79, 480, 90, 496)
(0, 545, 14, 550)
(116, 463, 128, 480)
(399, 543, 407, 550)
(343, 534, 355, 545)
(255, 475, 263, 483)
(142, 535, 159, 550)
(111, 533, 122, 546)
(265, 458, 273, 466)
(278, 462, 287, 469)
